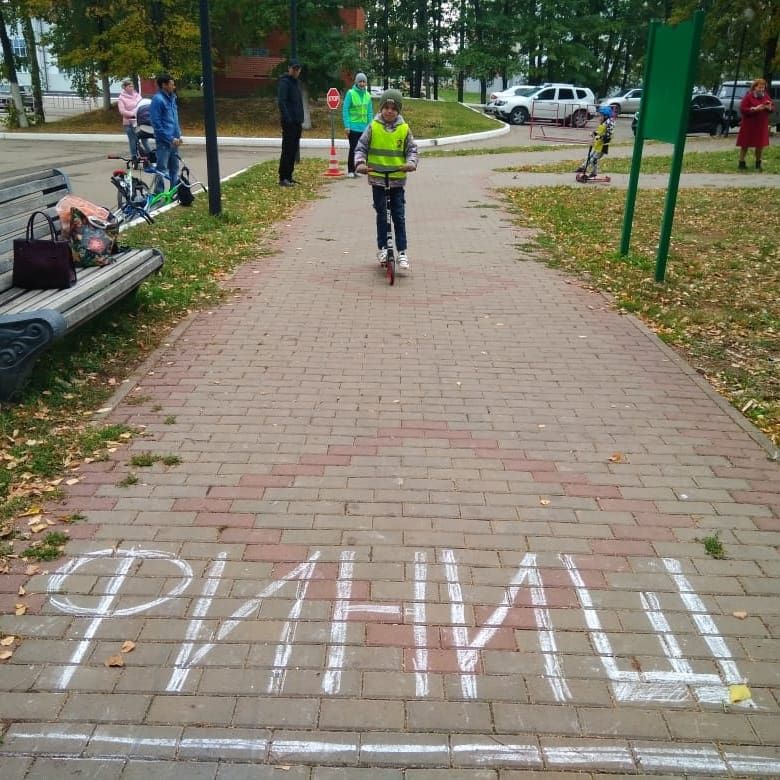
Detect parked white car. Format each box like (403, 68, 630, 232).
(492, 83, 596, 126)
(484, 85, 538, 115)
(598, 88, 643, 116)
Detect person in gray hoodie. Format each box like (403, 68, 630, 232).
(342, 72, 372, 177)
(355, 89, 418, 271)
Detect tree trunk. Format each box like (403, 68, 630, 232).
(22, 17, 45, 124)
(763, 33, 777, 86)
(101, 73, 112, 110)
(0, 8, 29, 128)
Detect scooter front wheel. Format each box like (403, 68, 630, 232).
(387, 257, 395, 285)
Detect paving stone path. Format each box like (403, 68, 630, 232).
(1, 149, 778, 779)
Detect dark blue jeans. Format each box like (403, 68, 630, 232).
(372, 184, 407, 252)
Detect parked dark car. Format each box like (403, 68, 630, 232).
(631, 94, 725, 136)
(0, 84, 34, 112)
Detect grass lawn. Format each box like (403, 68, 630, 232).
(14, 95, 498, 139)
(499, 148, 778, 175)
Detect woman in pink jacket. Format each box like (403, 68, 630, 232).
(117, 77, 149, 159)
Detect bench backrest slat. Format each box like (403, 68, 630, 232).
(0, 169, 71, 276)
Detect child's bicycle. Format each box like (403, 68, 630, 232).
(364, 166, 409, 286)
(108, 154, 155, 224)
(108, 152, 197, 224)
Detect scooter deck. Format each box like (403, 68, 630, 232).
(575, 173, 611, 183)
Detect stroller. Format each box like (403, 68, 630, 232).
(132, 98, 155, 163)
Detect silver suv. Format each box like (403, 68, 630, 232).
(493, 83, 596, 126)
(598, 88, 642, 116)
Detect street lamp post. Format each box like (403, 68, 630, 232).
(199, 0, 221, 215)
(290, 0, 297, 61)
(723, 7, 754, 137)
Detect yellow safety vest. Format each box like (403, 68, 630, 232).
(366, 119, 409, 179)
(347, 87, 371, 125)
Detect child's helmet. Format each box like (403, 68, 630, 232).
(599, 105, 613, 117)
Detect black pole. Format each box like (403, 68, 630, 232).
(723, 23, 748, 137)
(290, 0, 297, 60)
(383, 0, 389, 89)
(199, 0, 221, 215)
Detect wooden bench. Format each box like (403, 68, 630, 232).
(0, 168, 164, 401)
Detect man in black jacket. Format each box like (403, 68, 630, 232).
(278, 60, 304, 187)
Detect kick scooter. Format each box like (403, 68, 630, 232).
(360, 166, 408, 286)
(380, 170, 397, 285)
(575, 146, 611, 184)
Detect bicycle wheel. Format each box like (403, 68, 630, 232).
(113, 175, 132, 211)
(131, 180, 155, 224)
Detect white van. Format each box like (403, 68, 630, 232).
(718, 79, 780, 130)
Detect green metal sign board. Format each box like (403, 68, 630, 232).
(643, 19, 701, 143)
(620, 11, 704, 282)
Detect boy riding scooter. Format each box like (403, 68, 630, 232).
(576, 106, 614, 182)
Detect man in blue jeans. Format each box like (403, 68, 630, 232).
(150, 73, 182, 193)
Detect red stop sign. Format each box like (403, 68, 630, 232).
(326, 88, 341, 110)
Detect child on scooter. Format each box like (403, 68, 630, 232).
(354, 89, 419, 270)
(577, 106, 614, 179)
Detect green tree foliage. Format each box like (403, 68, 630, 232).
(9, 0, 775, 108)
(365, 0, 774, 99)
(38, 0, 200, 104)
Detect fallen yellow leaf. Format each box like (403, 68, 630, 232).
(24, 564, 40, 576)
(17, 586, 25, 597)
(608, 452, 623, 463)
(19, 506, 44, 517)
(104, 654, 125, 668)
(14, 604, 26, 616)
(732, 611, 748, 619)
(0, 650, 13, 661)
(26, 516, 43, 526)
(728, 684, 752, 703)
(121, 640, 136, 654)
(0, 636, 15, 646)
(29, 523, 49, 534)
(539, 498, 551, 506)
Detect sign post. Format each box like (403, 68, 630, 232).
(620, 11, 704, 282)
(324, 87, 343, 177)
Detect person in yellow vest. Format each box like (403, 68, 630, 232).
(354, 89, 419, 271)
(343, 72, 372, 178)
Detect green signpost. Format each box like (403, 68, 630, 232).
(620, 11, 704, 282)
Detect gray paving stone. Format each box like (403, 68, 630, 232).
(121, 760, 217, 779)
(26, 757, 125, 779)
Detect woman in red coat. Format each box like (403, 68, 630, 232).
(736, 78, 774, 171)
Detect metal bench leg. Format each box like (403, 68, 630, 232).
(0, 311, 67, 402)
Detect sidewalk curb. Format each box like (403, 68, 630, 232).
(0, 124, 510, 149)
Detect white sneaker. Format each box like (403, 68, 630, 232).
(377, 248, 387, 264)
(398, 252, 410, 270)
(346, 172, 356, 179)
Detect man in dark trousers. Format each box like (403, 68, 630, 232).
(278, 59, 304, 187)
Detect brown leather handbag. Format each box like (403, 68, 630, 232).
(12, 211, 77, 290)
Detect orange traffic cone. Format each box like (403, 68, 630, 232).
(323, 143, 343, 177)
